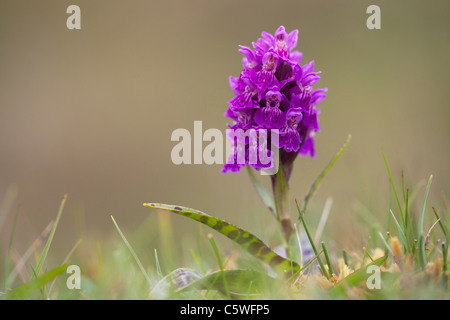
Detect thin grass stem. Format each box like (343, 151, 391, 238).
(207, 234, 230, 299)
(295, 199, 328, 279)
(111, 215, 152, 287)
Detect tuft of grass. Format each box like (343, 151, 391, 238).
(2, 158, 449, 300)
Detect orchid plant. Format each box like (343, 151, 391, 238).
(222, 25, 327, 246)
(145, 26, 350, 285)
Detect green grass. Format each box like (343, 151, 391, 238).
(0, 156, 449, 300)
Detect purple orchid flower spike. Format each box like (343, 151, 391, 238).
(223, 26, 327, 175)
(222, 25, 327, 248)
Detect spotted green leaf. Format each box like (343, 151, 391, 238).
(143, 203, 300, 277)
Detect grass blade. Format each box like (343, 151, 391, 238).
(48, 239, 82, 296)
(7, 222, 53, 286)
(301, 134, 351, 214)
(189, 249, 206, 275)
(34, 194, 67, 278)
(378, 232, 394, 255)
(321, 241, 334, 276)
(418, 175, 433, 267)
(5, 264, 68, 300)
(383, 153, 405, 229)
(314, 197, 333, 244)
(442, 242, 448, 287)
(154, 249, 163, 279)
(432, 207, 448, 239)
(208, 234, 230, 299)
(4, 206, 20, 291)
(295, 199, 328, 279)
(0, 185, 19, 232)
(389, 209, 408, 251)
(111, 215, 152, 287)
(424, 219, 441, 251)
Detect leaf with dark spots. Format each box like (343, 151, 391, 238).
(235, 233, 250, 245)
(248, 241, 265, 255)
(269, 255, 286, 268)
(143, 202, 299, 277)
(212, 220, 228, 231)
(227, 230, 239, 240)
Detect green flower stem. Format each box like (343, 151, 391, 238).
(272, 163, 293, 247)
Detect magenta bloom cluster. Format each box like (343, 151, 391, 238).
(222, 26, 327, 174)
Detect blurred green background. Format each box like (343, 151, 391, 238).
(0, 0, 449, 259)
